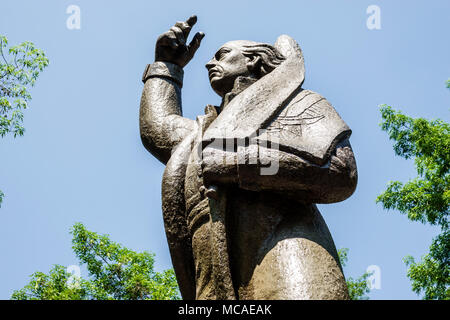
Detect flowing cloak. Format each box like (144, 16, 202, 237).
(161, 35, 351, 299)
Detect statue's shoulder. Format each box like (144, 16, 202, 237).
(270, 89, 336, 132)
(280, 89, 334, 120)
(264, 88, 351, 165)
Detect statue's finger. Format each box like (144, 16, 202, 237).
(185, 15, 197, 27)
(170, 26, 186, 45)
(175, 21, 192, 39)
(187, 32, 205, 57)
(158, 31, 178, 49)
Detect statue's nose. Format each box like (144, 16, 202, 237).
(205, 59, 215, 70)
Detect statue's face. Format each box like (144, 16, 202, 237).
(205, 41, 253, 97)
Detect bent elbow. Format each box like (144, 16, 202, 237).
(336, 169, 358, 202)
(140, 124, 171, 165)
(313, 161, 358, 204)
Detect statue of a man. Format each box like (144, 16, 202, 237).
(139, 15, 357, 300)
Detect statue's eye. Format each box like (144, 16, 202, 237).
(215, 48, 230, 61)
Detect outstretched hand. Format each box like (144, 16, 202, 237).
(155, 15, 205, 68)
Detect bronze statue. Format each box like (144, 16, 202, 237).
(139, 15, 357, 300)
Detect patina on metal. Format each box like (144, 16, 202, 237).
(139, 15, 358, 300)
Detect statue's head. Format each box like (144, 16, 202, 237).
(205, 40, 285, 97)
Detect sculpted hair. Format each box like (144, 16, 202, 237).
(241, 44, 286, 78)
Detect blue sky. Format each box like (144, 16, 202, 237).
(0, 0, 448, 299)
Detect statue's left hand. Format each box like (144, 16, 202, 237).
(201, 147, 238, 186)
(155, 15, 205, 68)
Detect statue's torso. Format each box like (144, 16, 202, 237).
(178, 111, 349, 299)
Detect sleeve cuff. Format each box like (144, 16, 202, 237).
(142, 61, 184, 88)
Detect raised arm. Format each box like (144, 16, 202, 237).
(140, 62, 194, 164)
(139, 15, 204, 164)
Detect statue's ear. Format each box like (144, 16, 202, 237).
(246, 55, 262, 75)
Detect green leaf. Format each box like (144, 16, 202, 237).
(377, 87, 449, 300)
(338, 247, 372, 300)
(0, 34, 48, 138)
(12, 223, 180, 300)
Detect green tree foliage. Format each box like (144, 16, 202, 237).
(338, 248, 372, 300)
(0, 35, 48, 137)
(376, 97, 449, 299)
(11, 223, 180, 300)
(0, 35, 49, 207)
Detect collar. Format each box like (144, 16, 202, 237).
(221, 76, 258, 110)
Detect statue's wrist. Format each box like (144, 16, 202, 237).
(142, 61, 184, 88)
